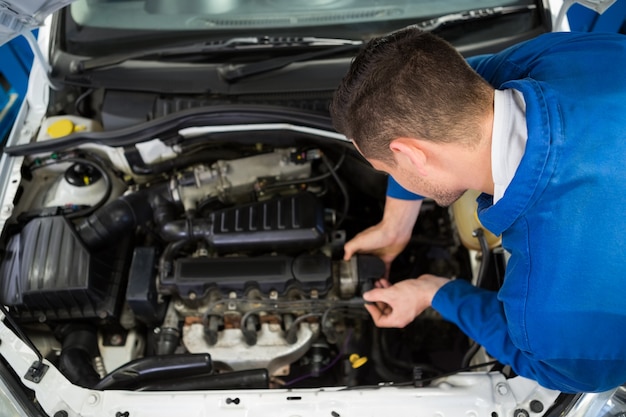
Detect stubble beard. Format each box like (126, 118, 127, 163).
(408, 175, 465, 207)
(430, 188, 466, 207)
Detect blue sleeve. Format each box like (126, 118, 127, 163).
(431, 280, 626, 393)
(386, 176, 424, 200)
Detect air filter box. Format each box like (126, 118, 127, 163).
(0, 216, 128, 321)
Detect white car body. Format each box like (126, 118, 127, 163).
(0, 1, 624, 417)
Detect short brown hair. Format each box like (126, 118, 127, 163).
(330, 28, 493, 162)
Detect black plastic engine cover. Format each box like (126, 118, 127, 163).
(0, 216, 128, 321)
(209, 192, 325, 253)
(163, 253, 332, 298)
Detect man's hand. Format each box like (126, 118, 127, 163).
(363, 275, 450, 328)
(343, 221, 411, 270)
(343, 197, 422, 276)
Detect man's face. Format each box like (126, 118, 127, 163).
(368, 157, 466, 208)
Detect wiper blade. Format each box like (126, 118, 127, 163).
(220, 42, 363, 83)
(219, 6, 536, 83)
(414, 4, 537, 32)
(71, 36, 361, 73)
(72, 37, 259, 73)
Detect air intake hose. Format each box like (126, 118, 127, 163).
(76, 183, 176, 250)
(57, 325, 101, 389)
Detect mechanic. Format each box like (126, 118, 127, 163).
(330, 29, 626, 393)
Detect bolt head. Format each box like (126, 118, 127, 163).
(530, 400, 544, 413)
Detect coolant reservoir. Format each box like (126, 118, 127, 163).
(35, 116, 110, 208)
(37, 115, 102, 141)
(451, 189, 501, 251)
(42, 163, 109, 208)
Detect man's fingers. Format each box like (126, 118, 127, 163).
(364, 302, 391, 319)
(364, 303, 383, 321)
(343, 240, 355, 260)
(378, 302, 392, 315)
(362, 283, 416, 328)
(363, 287, 384, 302)
(373, 279, 391, 289)
(363, 289, 393, 316)
(364, 302, 396, 327)
(343, 234, 371, 260)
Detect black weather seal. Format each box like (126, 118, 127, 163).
(94, 353, 213, 390)
(4, 105, 336, 157)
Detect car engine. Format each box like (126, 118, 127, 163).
(0, 126, 475, 390)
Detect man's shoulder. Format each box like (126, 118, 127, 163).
(514, 31, 626, 55)
(471, 31, 626, 86)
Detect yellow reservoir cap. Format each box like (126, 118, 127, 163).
(47, 119, 77, 138)
(349, 354, 368, 369)
(38, 116, 102, 142)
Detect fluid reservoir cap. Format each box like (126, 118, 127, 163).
(47, 119, 75, 138)
(349, 353, 368, 369)
(46, 119, 88, 138)
(65, 163, 102, 187)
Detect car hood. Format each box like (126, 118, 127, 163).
(0, 0, 73, 46)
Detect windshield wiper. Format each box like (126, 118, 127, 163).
(220, 41, 362, 83)
(219, 5, 536, 83)
(413, 4, 537, 32)
(72, 6, 532, 79)
(71, 36, 362, 74)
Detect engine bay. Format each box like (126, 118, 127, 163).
(0, 117, 476, 391)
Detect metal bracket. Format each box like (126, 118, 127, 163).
(24, 360, 49, 383)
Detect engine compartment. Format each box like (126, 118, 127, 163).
(0, 125, 475, 390)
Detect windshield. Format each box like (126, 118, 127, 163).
(70, 0, 533, 30)
(64, 0, 543, 56)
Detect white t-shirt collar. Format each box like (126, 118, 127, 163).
(491, 88, 528, 204)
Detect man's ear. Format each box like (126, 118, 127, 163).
(389, 137, 429, 176)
